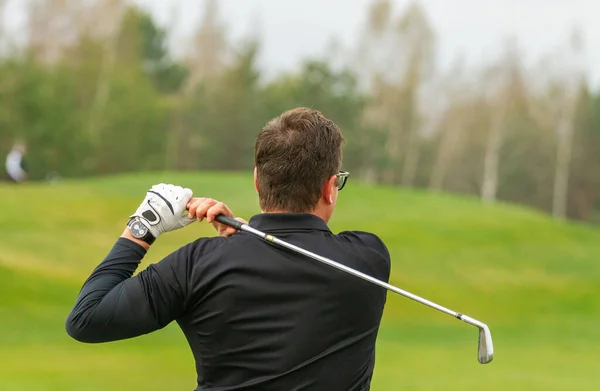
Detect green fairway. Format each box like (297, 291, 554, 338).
(1, 172, 599, 390)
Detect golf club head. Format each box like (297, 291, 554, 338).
(477, 324, 494, 364)
(458, 314, 494, 364)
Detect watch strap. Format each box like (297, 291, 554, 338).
(127, 217, 156, 245)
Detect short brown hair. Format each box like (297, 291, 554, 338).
(255, 107, 344, 213)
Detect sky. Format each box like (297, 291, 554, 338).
(134, 0, 599, 88)
(2, 0, 597, 87)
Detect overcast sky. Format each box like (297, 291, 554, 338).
(133, 0, 598, 88)
(3, 1, 596, 87)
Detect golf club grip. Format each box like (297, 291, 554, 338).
(215, 214, 244, 230)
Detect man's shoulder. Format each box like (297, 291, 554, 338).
(187, 235, 228, 254)
(336, 230, 387, 246)
(161, 236, 226, 267)
(334, 230, 391, 282)
(184, 233, 258, 260)
(336, 230, 390, 260)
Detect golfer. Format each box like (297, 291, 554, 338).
(5, 141, 28, 183)
(66, 107, 391, 390)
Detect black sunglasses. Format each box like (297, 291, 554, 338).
(335, 171, 349, 191)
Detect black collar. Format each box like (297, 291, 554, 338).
(248, 213, 331, 233)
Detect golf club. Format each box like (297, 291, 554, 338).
(215, 214, 494, 364)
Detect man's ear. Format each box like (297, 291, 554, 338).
(323, 175, 337, 204)
(254, 167, 259, 193)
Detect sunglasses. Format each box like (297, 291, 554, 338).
(335, 170, 350, 191)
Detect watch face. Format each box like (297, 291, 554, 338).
(130, 220, 148, 238)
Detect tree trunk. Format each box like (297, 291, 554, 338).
(429, 122, 454, 191)
(86, 14, 123, 171)
(552, 115, 575, 219)
(401, 123, 420, 187)
(481, 104, 506, 203)
(165, 99, 184, 170)
(383, 123, 403, 184)
(164, 4, 184, 170)
(0, 0, 6, 43)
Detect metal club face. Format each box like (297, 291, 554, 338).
(458, 314, 494, 364)
(477, 324, 494, 364)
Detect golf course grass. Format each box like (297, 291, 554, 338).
(0, 172, 599, 390)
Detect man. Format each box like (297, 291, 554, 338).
(66, 107, 391, 391)
(5, 141, 28, 183)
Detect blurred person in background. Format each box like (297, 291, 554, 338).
(5, 141, 28, 183)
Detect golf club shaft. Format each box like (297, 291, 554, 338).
(215, 215, 479, 328)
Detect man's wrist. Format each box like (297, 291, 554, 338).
(121, 228, 151, 250)
(126, 217, 157, 245)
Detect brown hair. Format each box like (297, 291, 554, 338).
(254, 107, 344, 213)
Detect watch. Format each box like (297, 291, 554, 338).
(127, 217, 156, 245)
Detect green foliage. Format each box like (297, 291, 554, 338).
(0, 6, 174, 179)
(132, 7, 188, 93)
(193, 41, 266, 170)
(1, 2, 600, 224)
(263, 60, 367, 172)
(0, 173, 598, 390)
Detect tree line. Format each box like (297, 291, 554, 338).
(1, 0, 599, 224)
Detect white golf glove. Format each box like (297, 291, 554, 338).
(130, 183, 195, 239)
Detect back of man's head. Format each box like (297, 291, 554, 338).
(255, 108, 344, 213)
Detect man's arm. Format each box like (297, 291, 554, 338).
(65, 185, 241, 343)
(65, 236, 188, 342)
(66, 229, 234, 343)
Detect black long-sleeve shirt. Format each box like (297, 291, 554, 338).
(66, 213, 391, 391)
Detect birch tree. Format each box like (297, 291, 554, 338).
(352, 1, 436, 186)
(480, 40, 521, 203)
(429, 58, 471, 191)
(0, 0, 7, 49)
(551, 30, 586, 220)
(85, 0, 127, 156)
(395, 2, 436, 187)
(528, 29, 586, 219)
(352, 0, 394, 183)
(166, 0, 229, 169)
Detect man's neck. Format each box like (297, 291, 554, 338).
(261, 209, 329, 223)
